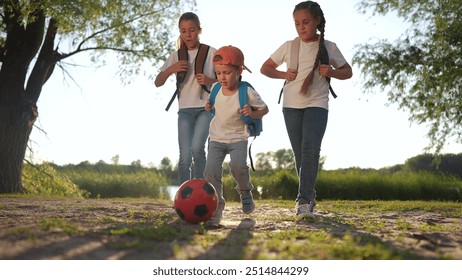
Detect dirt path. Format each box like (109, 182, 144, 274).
(0, 197, 461, 259)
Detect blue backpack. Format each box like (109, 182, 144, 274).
(209, 81, 263, 171)
(209, 81, 263, 137)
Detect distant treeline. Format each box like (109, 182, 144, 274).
(21, 152, 462, 201)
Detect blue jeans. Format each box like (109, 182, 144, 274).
(283, 107, 328, 204)
(177, 108, 213, 185)
(204, 140, 254, 207)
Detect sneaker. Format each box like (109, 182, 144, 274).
(240, 191, 255, 214)
(205, 204, 224, 228)
(296, 201, 316, 218)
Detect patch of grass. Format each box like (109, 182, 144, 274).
(107, 224, 194, 250)
(396, 217, 413, 231)
(252, 229, 410, 260)
(321, 200, 462, 216)
(7, 226, 37, 240)
(40, 217, 80, 234)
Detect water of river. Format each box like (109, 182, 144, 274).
(167, 185, 179, 200)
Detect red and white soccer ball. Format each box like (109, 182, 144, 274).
(174, 178, 218, 224)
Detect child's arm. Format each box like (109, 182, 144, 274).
(319, 63, 353, 80)
(260, 58, 297, 81)
(154, 60, 189, 87)
(239, 104, 269, 119)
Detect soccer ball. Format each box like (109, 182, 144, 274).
(173, 178, 218, 224)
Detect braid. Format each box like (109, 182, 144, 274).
(295, 1, 326, 94)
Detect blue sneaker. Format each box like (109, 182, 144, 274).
(240, 191, 255, 214)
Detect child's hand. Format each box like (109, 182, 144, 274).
(205, 99, 213, 112)
(172, 60, 189, 74)
(195, 74, 207, 85)
(319, 64, 333, 77)
(239, 104, 253, 118)
(286, 68, 298, 81)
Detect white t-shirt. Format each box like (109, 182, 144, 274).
(270, 39, 347, 110)
(209, 83, 267, 143)
(160, 45, 217, 109)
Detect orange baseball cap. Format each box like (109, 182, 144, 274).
(213, 45, 252, 73)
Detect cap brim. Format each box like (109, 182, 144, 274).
(243, 65, 252, 73)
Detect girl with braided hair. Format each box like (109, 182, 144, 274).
(260, 1, 352, 218)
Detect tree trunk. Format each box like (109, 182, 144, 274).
(0, 9, 57, 193)
(0, 101, 36, 193)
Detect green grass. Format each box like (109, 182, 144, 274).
(1, 197, 460, 259)
(98, 200, 461, 259)
(40, 217, 81, 234)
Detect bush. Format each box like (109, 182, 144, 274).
(22, 163, 89, 198)
(317, 170, 462, 201)
(65, 170, 169, 198)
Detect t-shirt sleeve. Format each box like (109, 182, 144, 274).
(325, 41, 348, 69)
(247, 87, 267, 110)
(269, 41, 291, 67)
(159, 51, 177, 72)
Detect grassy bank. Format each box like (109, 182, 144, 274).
(21, 163, 462, 201)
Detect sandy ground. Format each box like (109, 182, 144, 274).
(0, 197, 461, 260)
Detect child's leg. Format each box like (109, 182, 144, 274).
(228, 141, 253, 192)
(204, 141, 227, 225)
(299, 107, 328, 204)
(191, 109, 213, 180)
(177, 108, 195, 185)
(228, 141, 255, 214)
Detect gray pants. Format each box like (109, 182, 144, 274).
(204, 140, 254, 207)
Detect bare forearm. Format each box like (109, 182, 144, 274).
(331, 63, 353, 80)
(252, 106, 269, 119)
(260, 65, 285, 80)
(154, 70, 171, 87)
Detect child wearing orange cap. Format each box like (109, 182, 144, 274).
(204, 46, 269, 228)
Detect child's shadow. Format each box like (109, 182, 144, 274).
(195, 218, 256, 259)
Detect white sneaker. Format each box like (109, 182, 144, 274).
(205, 204, 224, 228)
(296, 201, 316, 218)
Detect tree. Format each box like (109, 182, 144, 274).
(111, 155, 120, 166)
(160, 157, 172, 171)
(0, 0, 194, 193)
(353, 0, 462, 154)
(255, 149, 295, 171)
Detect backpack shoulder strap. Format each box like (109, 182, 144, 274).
(209, 82, 221, 115)
(320, 42, 337, 98)
(289, 37, 300, 70)
(194, 44, 210, 76)
(195, 44, 211, 94)
(279, 37, 300, 104)
(238, 81, 253, 109)
(165, 45, 189, 111)
(176, 45, 189, 84)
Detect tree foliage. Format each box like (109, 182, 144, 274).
(1, 0, 194, 80)
(404, 153, 462, 178)
(255, 149, 295, 171)
(352, 0, 462, 153)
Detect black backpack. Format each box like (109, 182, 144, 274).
(165, 43, 211, 111)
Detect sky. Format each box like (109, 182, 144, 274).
(29, 0, 461, 170)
